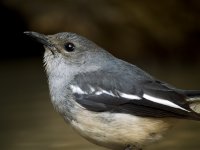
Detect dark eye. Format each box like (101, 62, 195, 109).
(64, 42, 75, 52)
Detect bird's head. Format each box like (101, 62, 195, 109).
(24, 31, 111, 76)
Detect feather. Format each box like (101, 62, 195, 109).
(69, 69, 200, 120)
(183, 90, 200, 113)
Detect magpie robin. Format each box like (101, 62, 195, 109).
(25, 31, 200, 150)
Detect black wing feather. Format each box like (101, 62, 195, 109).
(70, 70, 200, 119)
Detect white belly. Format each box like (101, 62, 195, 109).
(70, 108, 172, 149)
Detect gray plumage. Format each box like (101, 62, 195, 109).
(25, 31, 200, 150)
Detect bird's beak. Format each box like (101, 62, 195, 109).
(24, 31, 54, 48)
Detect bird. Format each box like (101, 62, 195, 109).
(24, 31, 200, 150)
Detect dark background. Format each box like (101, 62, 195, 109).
(1, 0, 200, 64)
(1, 1, 200, 150)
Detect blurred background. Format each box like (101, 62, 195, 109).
(1, 0, 200, 150)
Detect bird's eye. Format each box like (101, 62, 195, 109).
(64, 42, 75, 52)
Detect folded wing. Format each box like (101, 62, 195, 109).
(70, 70, 200, 120)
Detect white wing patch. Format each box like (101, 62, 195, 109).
(143, 93, 190, 112)
(88, 85, 95, 93)
(118, 92, 141, 100)
(99, 89, 116, 97)
(70, 85, 190, 112)
(70, 85, 87, 94)
(94, 88, 141, 100)
(70, 85, 141, 100)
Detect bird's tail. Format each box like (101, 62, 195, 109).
(184, 90, 200, 114)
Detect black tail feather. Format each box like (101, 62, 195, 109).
(182, 90, 200, 98)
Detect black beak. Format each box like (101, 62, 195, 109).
(24, 31, 53, 47)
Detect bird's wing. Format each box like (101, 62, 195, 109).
(69, 70, 199, 119)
